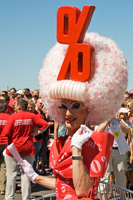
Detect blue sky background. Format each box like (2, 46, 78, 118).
(0, 0, 133, 92)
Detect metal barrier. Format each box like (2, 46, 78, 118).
(32, 181, 133, 200)
(98, 181, 133, 200)
(32, 192, 56, 200)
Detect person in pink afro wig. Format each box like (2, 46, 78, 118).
(38, 32, 128, 126)
(17, 10, 128, 200)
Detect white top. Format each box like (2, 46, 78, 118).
(95, 118, 130, 155)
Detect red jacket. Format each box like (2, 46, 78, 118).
(49, 131, 114, 200)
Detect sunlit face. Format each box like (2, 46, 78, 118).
(34, 90, 39, 96)
(124, 94, 129, 101)
(36, 99, 43, 110)
(10, 89, 16, 99)
(59, 99, 88, 135)
(119, 114, 126, 121)
(27, 103, 35, 113)
(126, 103, 133, 114)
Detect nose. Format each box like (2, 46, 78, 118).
(66, 108, 72, 116)
(28, 108, 32, 112)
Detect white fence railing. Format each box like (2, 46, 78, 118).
(98, 181, 133, 200)
(32, 181, 133, 200)
(32, 192, 56, 200)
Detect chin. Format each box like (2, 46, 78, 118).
(66, 122, 80, 133)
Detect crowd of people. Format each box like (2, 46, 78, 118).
(0, 87, 133, 200)
(1, 2, 131, 199)
(0, 87, 56, 199)
(97, 90, 133, 199)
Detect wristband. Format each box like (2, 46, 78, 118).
(72, 156, 83, 160)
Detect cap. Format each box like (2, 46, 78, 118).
(129, 90, 133, 94)
(17, 90, 24, 95)
(117, 107, 130, 113)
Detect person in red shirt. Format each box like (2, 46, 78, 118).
(8, 88, 18, 107)
(0, 99, 10, 195)
(3, 98, 48, 200)
(0, 94, 14, 115)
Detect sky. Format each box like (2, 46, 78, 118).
(0, 0, 133, 92)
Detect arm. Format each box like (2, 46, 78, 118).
(96, 121, 109, 131)
(115, 113, 130, 134)
(72, 146, 93, 197)
(34, 175, 56, 190)
(119, 120, 130, 134)
(33, 115, 49, 134)
(19, 159, 56, 190)
(71, 125, 93, 197)
(31, 125, 50, 137)
(130, 142, 133, 164)
(31, 121, 53, 137)
(54, 121, 59, 139)
(127, 128, 133, 163)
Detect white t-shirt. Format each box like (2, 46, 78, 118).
(95, 118, 130, 155)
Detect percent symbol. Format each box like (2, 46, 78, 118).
(57, 6, 95, 82)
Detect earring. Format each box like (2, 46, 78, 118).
(85, 119, 88, 126)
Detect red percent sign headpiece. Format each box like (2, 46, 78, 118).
(57, 6, 95, 82)
(39, 5, 128, 125)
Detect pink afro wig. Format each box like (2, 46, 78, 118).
(38, 32, 128, 125)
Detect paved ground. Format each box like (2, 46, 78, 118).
(0, 172, 55, 200)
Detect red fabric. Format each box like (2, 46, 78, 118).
(3, 111, 48, 157)
(49, 131, 114, 200)
(9, 98, 18, 107)
(0, 113, 10, 144)
(129, 113, 133, 117)
(7, 105, 14, 115)
(33, 138, 42, 143)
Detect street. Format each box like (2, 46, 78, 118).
(0, 172, 55, 200)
